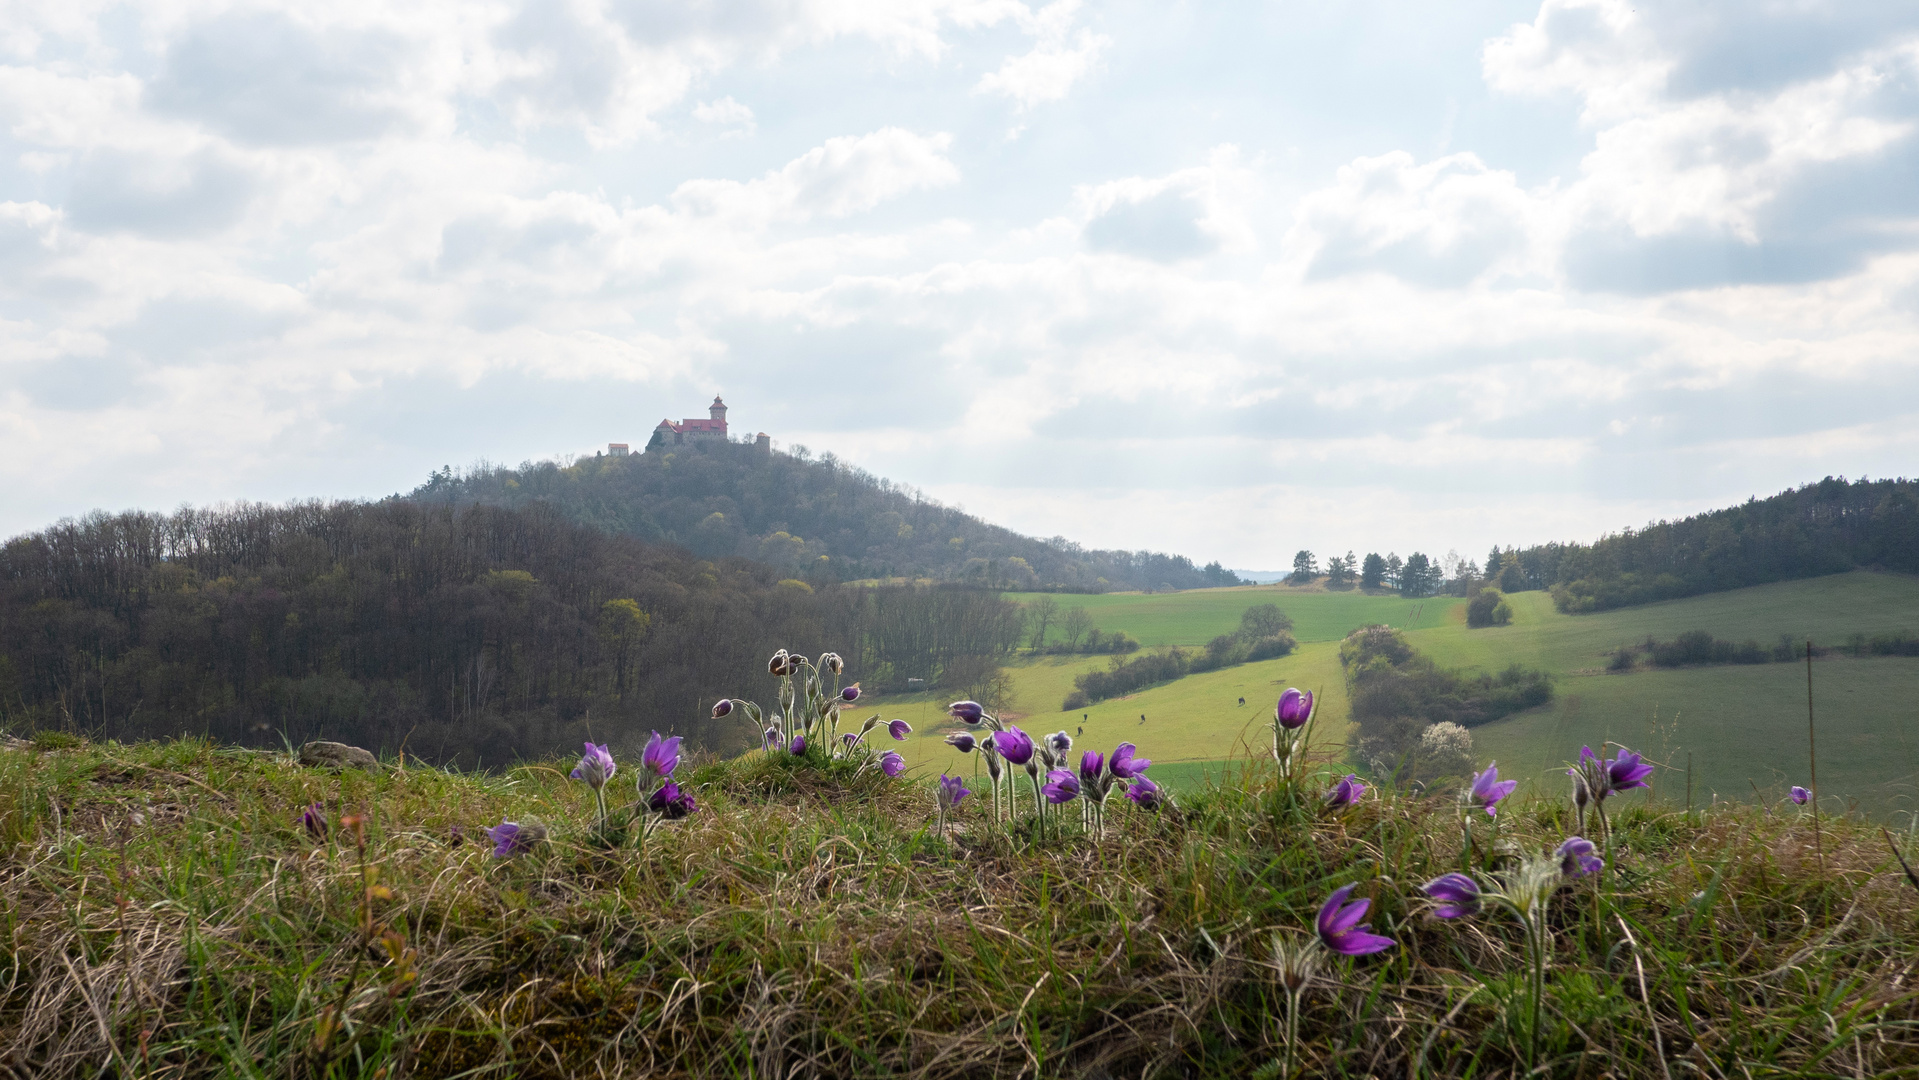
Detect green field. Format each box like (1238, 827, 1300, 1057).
(1004, 584, 1458, 645)
(880, 571, 1919, 814)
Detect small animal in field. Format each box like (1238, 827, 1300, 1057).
(1139, 714, 1146, 725)
(1237, 696, 1245, 706)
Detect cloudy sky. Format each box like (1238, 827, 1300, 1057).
(4, 0, 1918, 569)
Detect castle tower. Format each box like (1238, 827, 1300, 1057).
(710, 397, 727, 427)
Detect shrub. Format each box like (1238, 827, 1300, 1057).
(1466, 589, 1512, 628)
(1607, 646, 1636, 672)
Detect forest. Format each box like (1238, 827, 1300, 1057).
(414, 439, 1241, 592)
(1482, 476, 1919, 612)
(0, 500, 1026, 766)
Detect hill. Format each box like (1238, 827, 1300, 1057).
(1, 733, 1910, 1077)
(881, 573, 1919, 813)
(412, 439, 1242, 592)
(0, 501, 1031, 767)
(1491, 475, 1919, 611)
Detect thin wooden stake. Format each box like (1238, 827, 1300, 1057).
(1807, 638, 1825, 881)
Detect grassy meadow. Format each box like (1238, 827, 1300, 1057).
(881, 572, 1919, 813)
(3, 734, 1917, 1077)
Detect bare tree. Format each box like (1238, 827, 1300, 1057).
(1060, 606, 1092, 651)
(1026, 596, 1059, 651)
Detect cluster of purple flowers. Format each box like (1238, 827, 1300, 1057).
(941, 699, 1162, 836)
(718, 650, 915, 779)
(1567, 744, 1653, 834)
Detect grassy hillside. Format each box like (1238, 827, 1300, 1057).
(2, 735, 1913, 1077)
(909, 573, 1919, 811)
(1006, 584, 1458, 647)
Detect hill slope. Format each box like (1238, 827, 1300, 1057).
(885, 574, 1919, 812)
(413, 440, 1241, 592)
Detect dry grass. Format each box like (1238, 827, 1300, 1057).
(0, 737, 1915, 1078)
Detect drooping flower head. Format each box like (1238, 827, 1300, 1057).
(1554, 836, 1603, 877)
(1790, 785, 1811, 805)
(648, 781, 697, 819)
(1047, 731, 1073, 754)
(488, 819, 534, 858)
(1469, 762, 1519, 817)
(1276, 688, 1315, 730)
(887, 719, 912, 741)
(992, 727, 1034, 766)
(1421, 873, 1481, 919)
(570, 742, 616, 790)
(1109, 742, 1151, 779)
(1325, 774, 1366, 810)
(640, 731, 682, 779)
(1605, 748, 1654, 792)
(841, 732, 862, 749)
(1316, 884, 1395, 955)
(787, 654, 809, 670)
(840, 685, 861, 703)
(711, 699, 734, 719)
(298, 803, 328, 842)
(768, 650, 791, 676)
(1041, 769, 1080, 804)
(945, 732, 977, 753)
(763, 726, 780, 750)
(879, 751, 906, 778)
(1124, 774, 1163, 810)
(789, 734, 807, 755)
(938, 773, 971, 810)
(947, 700, 985, 725)
(821, 652, 844, 675)
(1079, 750, 1105, 786)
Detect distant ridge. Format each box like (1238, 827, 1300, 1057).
(413, 439, 1241, 593)
(1490, 476, 1919, 613)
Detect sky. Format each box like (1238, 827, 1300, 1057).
(3, 0, 1918, 571)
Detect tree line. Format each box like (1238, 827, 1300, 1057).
(1060, 604, 1298, 709)
(1341, 624, 1553, 784)
(0, 500, 1029, 766)
(416, 439, 1242, 593)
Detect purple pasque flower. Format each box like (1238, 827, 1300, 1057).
(1276, 688, 1314, 729)
(821, 652, 844, 675)
(1605, 748, 1654, 792)
(992, 727, 1035, 766)
(887, 719, 912, 741)
(947, 700, 985, 725)
(298, 803, 328, 842)
(841, 732, 862, 749)
(879, 751, 906, 778)
(640, 731, 683, 779)
(1046, 731, 1073, 754)
(711, 698, 734, 719)
(945, 732, 977, 753)
(1316, 884, 1395, 955)
(1109, 742, 1151, 779)
(763, 726, 781, 750)
(1124, 775, 1163, 810)
(1470, 762, 1519, 817)
(1325, 774, 1366, 810)
(488, 819, 533, 858)
(1041, 769, 1081, 804)
(1554, 836, 1603, 877)
(1790, 785, 1811, 805)
(1079, 750, 1105, 786)
(840, 685, 861, 703)
(570, 742, 616, 790)
(1421, 873, 1481, 919)
(768, 650, 791, 676)
(938, 773, 971, 809)
(648, 781, 697, 819)
(789, 734, 807, 755)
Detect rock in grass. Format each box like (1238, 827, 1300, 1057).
(298, 741, 380, 773)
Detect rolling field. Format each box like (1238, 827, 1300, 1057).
(877, 571, 1919, 812)
(1004, 584, 1458, 646)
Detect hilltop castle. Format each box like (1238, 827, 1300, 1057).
(604, 396, 768, 455)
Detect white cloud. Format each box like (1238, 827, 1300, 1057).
(973, 0, 1108, 109)
(672, 128, 959, 223)
(693, 96, 755, 132)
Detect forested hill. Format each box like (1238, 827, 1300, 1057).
(1488, 476, 1919, 613)
(411, 439, 1240, 592)
(0, 501, 1031, 766)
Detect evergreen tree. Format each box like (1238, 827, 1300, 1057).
(1360, 552, 1386, 589)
